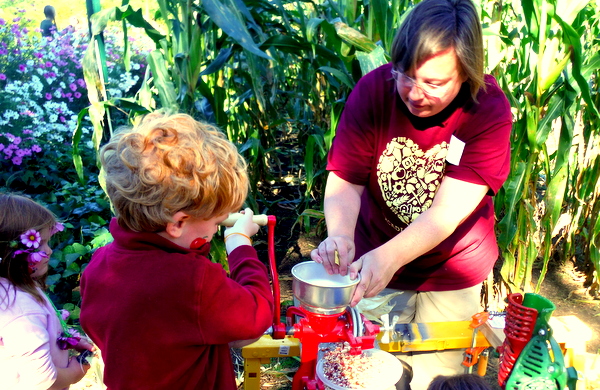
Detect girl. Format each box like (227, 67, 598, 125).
(0, 193, 92, 389)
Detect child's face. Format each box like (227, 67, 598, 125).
(180, 212, 229, 248)
(30, 228, 52, 278)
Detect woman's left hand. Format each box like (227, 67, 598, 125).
(348, 247, 400, 307)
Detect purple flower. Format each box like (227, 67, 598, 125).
(20, 229, 41, 248)
(77, 78, 86, 87)
(18, 64, 25, 72)
(0, 19, 5, 26)
(69, 83, 77, 91)
(74, 92, 82, 99)
(0, 74, 6, 80)
(45, 61, 53, 68)
(31, 144, 42, 153)
(23, 129, 33, 134)
(0, 49, 7, 56)
(12, 136, 21, 145)
(11, 156, 22, 165)
(57, 335, 80, 350)
(34, 52, 43, 59)
(45, 93, 52, 100)
(59, 116, 66, 123)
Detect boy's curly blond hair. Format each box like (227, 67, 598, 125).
(101, 112, 248, 232)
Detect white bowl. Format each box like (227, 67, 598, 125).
(316, 348, 403, 390)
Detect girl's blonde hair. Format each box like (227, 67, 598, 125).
(391, 0, 485, 102)
(0, 193, 57, 307)
(101, 112, 249, 232)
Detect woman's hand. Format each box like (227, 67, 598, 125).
(348, 247, 400, 307)
(310, 235, 355, 276)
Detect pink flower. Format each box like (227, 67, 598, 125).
(28, 250, 48, 263)
(69, 83, 77, 91)
(20, 229, 41, 248)
(18, 64, 25, 72)
(31, 145, 42, 153)
(45, 93, 52, 100)
(74, 92, 82, 98)
(51, 222, 64, 235)
(0, 74, 6, 80)
(60, 309, 70, 321)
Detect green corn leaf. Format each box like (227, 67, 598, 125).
(537, 94, 563, 146)
(200, 47, 234, 76)
(72, 107, 91, 184)
(497, 162, 527, 246)
(90, 5, 165, 45)
(554, 14, 600, 118)
(539, 46, 570, 92)
(147, 50, 178, 110)
(555, 0, 590, 26)
(591, 214, 600, 283)
(581, 52, 600, 79)
(307, 18, 325, 43)
(520, 0, 540, 40)
(525, 102, 540, 152)
(356, 46, 389, 76)
(203, 0, 272, 60)
(318, 66, 355, 89)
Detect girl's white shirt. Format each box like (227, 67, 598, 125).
(0, 277, 69, 390)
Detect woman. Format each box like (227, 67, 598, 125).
(311, 0, 512, 388)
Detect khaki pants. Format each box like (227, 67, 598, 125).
(380, 284, 483, 390)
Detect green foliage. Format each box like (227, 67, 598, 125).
(487, 0, 600, 293)
(4, 0, 599, 320)
(80, 0, 600, 295)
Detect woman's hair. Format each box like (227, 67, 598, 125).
(101, 111, 249, 232)
(390, 0, 485, 102)
(427, 374, 492, 390)
(0, 193, 57, 307)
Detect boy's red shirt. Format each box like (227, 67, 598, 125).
(80, 218, 274, 390)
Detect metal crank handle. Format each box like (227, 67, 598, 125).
(220, 213, 269, 227)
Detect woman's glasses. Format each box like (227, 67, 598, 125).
(391, 68, 451, 98)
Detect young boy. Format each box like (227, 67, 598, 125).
(80, 112, 274, 390)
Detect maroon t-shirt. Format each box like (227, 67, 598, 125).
(327, 63, 512, 291)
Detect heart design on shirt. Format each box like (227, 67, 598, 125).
(377, 137, 448, 229)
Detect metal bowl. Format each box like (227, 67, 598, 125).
(291, 261, 360, 314)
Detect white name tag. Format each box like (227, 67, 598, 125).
(446, 135, 465, 165)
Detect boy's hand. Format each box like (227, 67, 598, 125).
(224, 208, 259, 251)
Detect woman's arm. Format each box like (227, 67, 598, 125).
(311, 172, 364, 275)
(348, 176, 489, 306)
